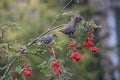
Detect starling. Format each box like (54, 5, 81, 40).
(60, 15, 83, 37)
(36, 34, 57, 45)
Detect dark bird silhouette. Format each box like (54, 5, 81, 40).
(36, 34, 57, 45)
(59, 15, 83, 37)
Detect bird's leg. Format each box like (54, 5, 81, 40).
(69, 33, 74, 41)
(71, 38, 75, 42)
(69, 33, 72, 40)
(45, 44, 51, 49)
(48, 45, 56, 58)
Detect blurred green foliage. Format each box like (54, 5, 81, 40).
(0, 0, 102, 80)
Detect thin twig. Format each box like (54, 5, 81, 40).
(2, 57, 17, 80)
(51, 47, 56, 58)
(22, 52, 47, 60)
(48, 0, 73, 29)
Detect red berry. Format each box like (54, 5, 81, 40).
(56, 67, 61, 76)
(90, 47, 98, 53)
(70, 52, 77, 59)
(29, 67, 33, 73)
(52, 67, 61, 76)
(88, 41, 93, 46)
(90, 33, 94, 37)
(75, 54, 82, 62)
(87, 37, 93, 42)
(24, 70, 32, 77)
(69, 42, 75, 47)
(23, 64, 28, 70)
(52, 60, 60, 68)
(77, 45, 81, 49)
(52, 60, 61, 76)
(70, 52, 82, 62)
(23, 64, 32, 77)
(50, 50, 54, 55)
(83, 40, 93, 47)
(83, 42, 89, 47)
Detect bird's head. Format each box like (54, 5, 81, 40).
(74, 15, 83, 23)
(52, 34, 57, 37)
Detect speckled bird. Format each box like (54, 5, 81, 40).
(59, 15, 83, 37)
(36, 34, 57, 45)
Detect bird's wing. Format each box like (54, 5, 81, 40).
(42, 35, 53, 44)
(36, 35, 48, 45)
(62, 23, 73, 32)
(41, 35, 49, 42)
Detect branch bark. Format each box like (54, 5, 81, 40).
(2, 57, 17, 80)
(22, 52, 47, 60)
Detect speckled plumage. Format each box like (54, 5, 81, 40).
(36, 34, 56, 45)
(60, 15, 83, 37)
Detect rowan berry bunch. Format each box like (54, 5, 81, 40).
(21, 56, 33, 77)
(68, 27, 99, 63)
(70, 52, 82, 62)
(68, 41, 82, 62)
(52, 60, 61, 76)
(83, 33, 99, 53)
(90, 47, 98, 53)
(69, 41, 82, 51)
(23, 64, 33, 77)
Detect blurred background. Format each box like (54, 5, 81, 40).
(0, 0, 120, 80)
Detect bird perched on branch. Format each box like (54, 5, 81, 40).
(59, 15, 83, 37)
(36, 34, 57, 45)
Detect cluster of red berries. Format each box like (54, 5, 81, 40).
(68, 33, 99, 62)
(69, 42, 82, 62)
(70, 52, 82, 62)
(52, 60, 61, 76)
(69, 42, 81, 50)
(83, 37, 93, 47)
(69, 42, 75, 47)
(22, 57, 33, 77)
(90, 47, 98, 53)
(23, 64, 33, 77)
(83, 34, 98, 53)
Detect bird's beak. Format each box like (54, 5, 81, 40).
(76, 16, 83, 22)
(53, 34, 57, 37)
(55, 34, 57, 37)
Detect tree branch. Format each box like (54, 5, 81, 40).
(22, 52, 47, 60)
(2, 57, 17, 80)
